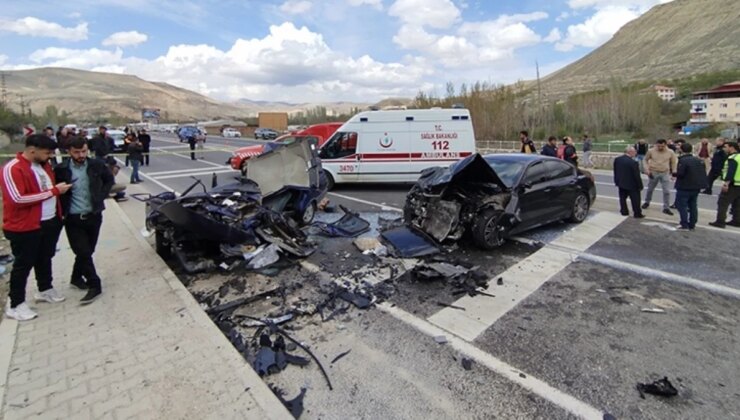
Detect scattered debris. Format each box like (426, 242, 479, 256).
(247, 244, 282, 269)
(641, 308, 666, 314)
(610, 296, 630, 305)
(496, 277, 503, 286)
(313, 206, 371, 238)
(649, 298, 681, 310)
(354, 237, 381, 252)
(381, 226, 440, 258)
(640, 222, 677, 232)
(603, 413, 617, 420)
(519, 373, 527, 378)
(436, 301, 466, 311)
(434, 335, 448, 344)
(636, 377, 678, 399)
(330, 350, 352, 364)
(461, 358, 473, 371)
(272, 387, 307, 419)
(595, 289, 607, 293)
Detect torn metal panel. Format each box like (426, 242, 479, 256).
(381, 226, 440, 258)
(312, 205, 371, 238)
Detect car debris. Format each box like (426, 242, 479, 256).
(641, 308, 666, 314)
(330, 349, 352, 364)
(434, 335, 448, 344)
(141, 137, 326, 273)
(272, 387, 307, 419)
(381, 226, 440, 258)
(461, 358, 473, 371)
(636, 377, 678, 399)
(312, 205, 371, 237)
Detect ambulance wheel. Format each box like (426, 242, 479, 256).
(323, 170, 335, 191)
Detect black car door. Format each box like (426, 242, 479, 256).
(514, 161, 555, 232)
(542, 160, 578, 220)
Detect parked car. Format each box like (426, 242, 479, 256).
(107, 129, 127, 153)
(254, 128, 279, 140)
(222, 127, 241, 138)
(402, 153, 596, 250)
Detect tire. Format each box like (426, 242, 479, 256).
(323, 170, 335, 191)
(296, 201, 317, 226)
(471, 208, 507, 250)
(240, 161, 249, 177)
(155, 230, 171, 259)
(568, 192, 590, 223)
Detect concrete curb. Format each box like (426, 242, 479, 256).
(108, 202, 292, 419)
(0, 318, 18, 419)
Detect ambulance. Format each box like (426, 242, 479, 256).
(318, 108, 476, 188)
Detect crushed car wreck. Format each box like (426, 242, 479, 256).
(141, 137, 327, 273)
(400, 153, 596, 250)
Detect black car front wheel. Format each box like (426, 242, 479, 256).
(472, 208, 507, 250)
(568, 192, 590, 223)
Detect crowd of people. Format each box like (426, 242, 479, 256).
(518, 131, 739, 231)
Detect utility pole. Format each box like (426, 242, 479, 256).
(535, 60, 542, 130)
(18, 94, 27, 116)
(0, 72, 8, 108)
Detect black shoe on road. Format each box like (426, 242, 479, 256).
(641, 203, 649, 209)
(709, 221, 726, 229)
(634, 214, 646, 219)
(663, 209, 674, 216)
(727, 221, 740, 228)
(80, 289, 101, 305)
(70, 278, 89, 290)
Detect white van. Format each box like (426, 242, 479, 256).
(318, 108, 475, 187)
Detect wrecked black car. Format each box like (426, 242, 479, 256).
(403, 153, 596, 249)
(142, 137, 326, 272)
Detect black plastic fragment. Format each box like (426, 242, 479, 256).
(636, 377, 678, 399)
(331, 350, 352, 364)
(461, 358, 473, 371)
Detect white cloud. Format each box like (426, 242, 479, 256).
(393, 12, 547, 68)
(102, 31, 148, 47)
(347, 0, 383, 10)
(28, 47, 123, 68)
(0, 17, 88, 41)
(567, 0, 673, 10)
(544, 28, 561, 43)
(19, 22, 429, 102)
(279, 0, 313, 14)
(555, 6, 639, 51)
(388, 0, 461, 30)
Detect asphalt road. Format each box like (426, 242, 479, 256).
(112, 134, 740, 419)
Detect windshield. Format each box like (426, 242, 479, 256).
(482, 157, 526, 187)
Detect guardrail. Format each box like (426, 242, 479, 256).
(476, 140, 633, 153)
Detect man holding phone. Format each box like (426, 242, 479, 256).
(2, 135, 72, 320)
(54, 136, 114, 304)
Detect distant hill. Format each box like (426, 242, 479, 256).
(539, 0, 740, 98)
(3, 67, 248, 121)
(2, 67, 380, 121)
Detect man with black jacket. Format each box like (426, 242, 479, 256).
(541, 136, 557, 157)
(138, 128, 152, 166)
(89, 126, 114, 159)
(519, 130, 536, 154)
(703, 137, 727, 195)
(54, 137, 114, 304)
(613, 146, 644, 218)
(674, 143, 708, 231)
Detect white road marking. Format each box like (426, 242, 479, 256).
(328, 192, 403, 212)
(145, 166, 231, 176)
(153, 169, 237, 180)
(596, 195, 716, 215)
(427, 211, 625, 342)
(150, 147, 226, 167)
(113, 158, 178, 194)
(377, 303, 605, 420)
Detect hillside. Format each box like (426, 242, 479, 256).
(3, 67, 251, 121)
(540, 0, 740, 98)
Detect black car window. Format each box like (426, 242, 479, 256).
(543, 160, 574, 180)
(523, 161, 550, 185)
(319, 132, 357, 159)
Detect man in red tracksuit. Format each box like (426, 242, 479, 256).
(1, 135, 72, 321)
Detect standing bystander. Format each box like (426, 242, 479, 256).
(541, 136, 558, 157)
(138, 128, 152, 166)
(674, 143, 708, 231)
(703, 138, 727, 195)
(695, 138, 712, 172)
(519, 131, 537, 154)
(1, 135, 71, 320)
(634, 139, 648, 173)
(54, 137, 114, 303)
(128, 136, 143, 184)
(641, 139, 677, 215)
(709, 142, 740, 228)
(613, 146, 645, 218)
(581, 134, 594, 168)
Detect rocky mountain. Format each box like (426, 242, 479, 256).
(539, 0, 740, 98)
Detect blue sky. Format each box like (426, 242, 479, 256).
(0, 0, 672, 102)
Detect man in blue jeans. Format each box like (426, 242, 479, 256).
(674, 143, 708, 231)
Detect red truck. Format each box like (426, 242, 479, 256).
(229, 122, 343, 173)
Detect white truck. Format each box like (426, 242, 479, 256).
(318, 108, 476, 188)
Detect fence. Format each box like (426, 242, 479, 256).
(476, 140, 634, 154)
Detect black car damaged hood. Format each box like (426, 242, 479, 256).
(415, 153, 508, 193)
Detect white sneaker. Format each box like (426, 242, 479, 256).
(34, 288, 66, 303)
(5, 302, 38, 321)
